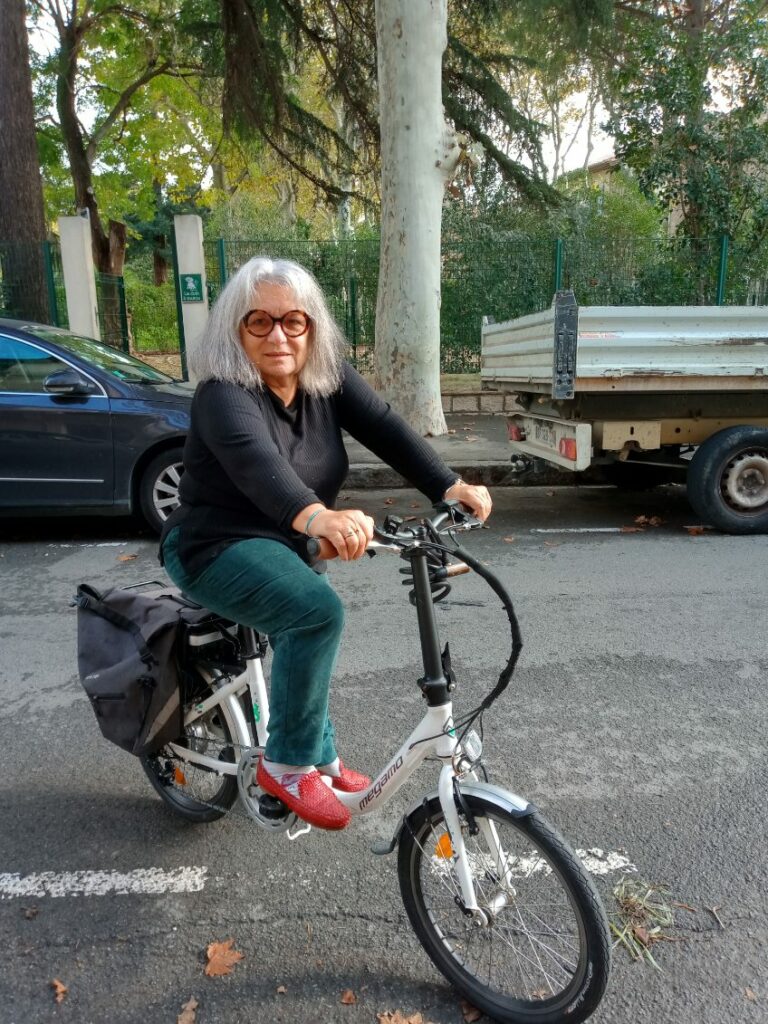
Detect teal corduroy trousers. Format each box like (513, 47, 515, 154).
(162, 528, 343, 766)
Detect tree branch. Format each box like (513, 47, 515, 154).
(86, 61, 174, 162)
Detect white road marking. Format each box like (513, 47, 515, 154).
(434, 847, 636, 880)
(531, 528, 627, 534)
(0, 866, 207, 899)
(46, 542, 129, 548)
(576, 848, 637, 875)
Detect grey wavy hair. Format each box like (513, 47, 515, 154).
(191, 256, 346, 395)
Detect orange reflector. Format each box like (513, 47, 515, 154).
(508, 422, 525, 441)
(174, 766, 187, 785)
(434, 834, 454, 859)
(558, 437, 577, 461)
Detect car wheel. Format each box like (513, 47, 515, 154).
(138, 447, 184, 534)
(687, 425, 768, 534)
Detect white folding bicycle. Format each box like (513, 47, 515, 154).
(141, 503, 611, 1024)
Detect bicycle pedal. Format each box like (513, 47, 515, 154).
(258, 793, 290, 820)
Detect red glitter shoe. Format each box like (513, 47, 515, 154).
(326, 760, 371, 793)
(256, 760, 351, 831)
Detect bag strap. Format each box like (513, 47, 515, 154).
(75, 584, 157, 667)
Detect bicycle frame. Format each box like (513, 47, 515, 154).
(166, 534, 505, 916)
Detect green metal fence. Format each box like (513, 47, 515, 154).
(0, 240, 68, 327)
(95, 272, 129, 351)
(203, 238, 380, 373)
(198, 233, 767, 374)
(123, 251, 178, 354)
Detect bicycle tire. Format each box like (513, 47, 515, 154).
(398, 793, 610, 1024)
(140, 684, 239, 823)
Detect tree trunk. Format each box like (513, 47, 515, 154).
(0, 0, 50, 322)
(374, 0, 459, 436)
(56, 23, 126, 275)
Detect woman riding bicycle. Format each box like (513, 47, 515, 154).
(159, 256, 491, 831)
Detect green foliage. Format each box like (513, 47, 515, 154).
(123, 259, 178, 351)
(604, 0, 768, 245)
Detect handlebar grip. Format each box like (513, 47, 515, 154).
(305, 535, 338, 564)
(306, 537, 321, 564)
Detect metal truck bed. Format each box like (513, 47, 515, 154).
(481, 291, 768, 398)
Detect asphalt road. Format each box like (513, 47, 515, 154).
(1, 484, 766, 1024)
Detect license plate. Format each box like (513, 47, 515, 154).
(533, 421, 557, 448)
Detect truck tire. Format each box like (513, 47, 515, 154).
(687, 426, 768, 534)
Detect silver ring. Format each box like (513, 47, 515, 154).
(346, 528, 357, 537)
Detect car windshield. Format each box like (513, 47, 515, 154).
(24, 327, 176, 384)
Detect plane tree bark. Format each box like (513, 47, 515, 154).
(0, 0, 49, 321)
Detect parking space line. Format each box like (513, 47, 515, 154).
(0, 866, 207, 899)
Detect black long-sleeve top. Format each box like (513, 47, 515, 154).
(160, 362, 458, 577)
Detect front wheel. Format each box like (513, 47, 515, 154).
(398, 794, 610, 1024)
(138, 447, 185, 534)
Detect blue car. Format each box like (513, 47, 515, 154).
(0, 320, 192, 533)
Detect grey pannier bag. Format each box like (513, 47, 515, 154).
(74, 583, 209, 756)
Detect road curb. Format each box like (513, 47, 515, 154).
(345, 462, 606, 489)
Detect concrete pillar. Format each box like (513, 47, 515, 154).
(174, 214, 209, 380)
(59, 213, 100, 339)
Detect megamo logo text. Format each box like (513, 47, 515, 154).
(359, 756, 404, 809)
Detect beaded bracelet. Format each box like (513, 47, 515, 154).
(304, 509, 324, 536)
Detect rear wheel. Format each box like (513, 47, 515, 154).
(398, 795, 610, 1024)
(687, 425, 768, 534)
(141, 680, 239, 823)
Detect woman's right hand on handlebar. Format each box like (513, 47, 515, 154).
(301, 507, 374, 561)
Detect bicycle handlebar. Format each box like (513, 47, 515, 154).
(308, 499, 520, 714)
(305, 500, 483, 564)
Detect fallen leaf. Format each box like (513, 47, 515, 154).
(502, 535, 516, 543)
(531, 988, 549, 999)
(204, 938, 244, 977)
(745, 988, 757, 1002)
(621, 525, 644, 533)
(465, 435, 481, 442)
(51, 979, 68, 1004)
(383, 498, 395, 506)
(447, 428, 456, 434)
(276, 985, 287, 995)
(461, 999, 482, 1022)
(543, 540, 561, 547)
(23, 906, 38, 920)
(117, 553, 138, 562)
(340, 988, 357, 1005)
(177, 996, 199, 1024)
(685, 525, 706, 536)
(634, 514, 664, 527)
(546, 490, 554, 496)
(633, 925, 650, 945)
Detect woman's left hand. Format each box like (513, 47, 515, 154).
(443, 479, 492, 522)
